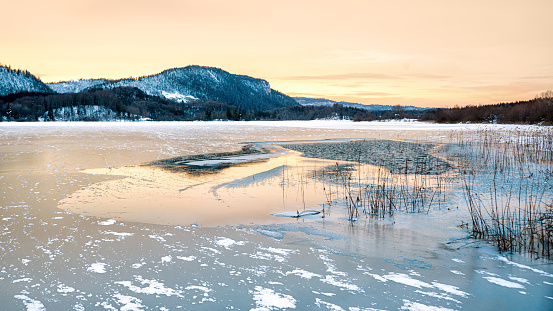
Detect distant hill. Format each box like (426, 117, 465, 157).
(294, 97, 427, 112)
(0, 65, 53, 96)
(49, 66, 298, 111)
(47, 78, 109, 94)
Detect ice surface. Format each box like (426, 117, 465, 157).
(1, 121, 552, 310)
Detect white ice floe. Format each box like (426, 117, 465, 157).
(131, 263, 145, 269)
(260, 247, 294, 256)
(431, 282, 469, 298)
(148, 235, 166, 242)
(400, 300, 456, 311)
(21, 259, 31, 266)
(483, 276, 525, 289)
(415, 290, 461, 303)
(321, 275, 361, 291)
(13, 278, 32, 283)
(98, 219, 116, 226)
(450, 270, 464, 275)
(216, 237, 245, 249)
(177, 256, 196, 262)
(161, 255, 172, 263)
(370, 273, 468, 299)
(312, 291, 336, 297)
(113, 294, 145, 311)
(497, 256, 553, 278)
(315, 298, 345, 311)
(286, 269, 322, 279)
(250, 251, 287, 263)
(115, 276, 182, 297)
(251, 286, 296, 311)
(87, 262, 107, 274)
(451, 258, 465, 263)
(186, 285, 212, 292)
(104, 231, 134, 240)
(508, 276, 530, 284)
(57, 284, 76, 294)
(382, 273, 433, 289)
(201, 247, 221, 254)
(14, 295, 46, 311)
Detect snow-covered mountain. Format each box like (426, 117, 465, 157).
(47, 79, 109, 94)
(294, 97, 428, 112)
(0, 65, 52, 96)
(50, 66, 297, 111)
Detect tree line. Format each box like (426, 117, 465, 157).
(0, 87, 383, 121)
(420, 92, 553, 124)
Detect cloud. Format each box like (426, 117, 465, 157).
(350, 91, 391, 97)
(278, 72, 449, 81)
(278, 72, 400, 81)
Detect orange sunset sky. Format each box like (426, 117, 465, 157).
(2, 0, 552, 108)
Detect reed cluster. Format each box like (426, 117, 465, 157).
(314, 143, 451, 221)
(452, 128, 553, 258)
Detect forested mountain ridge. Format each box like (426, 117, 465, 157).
(47, 78, 109, 94)
(49, 66, 298, 111)
(0, 65, 53, 96)
(294, 97, 427, 112)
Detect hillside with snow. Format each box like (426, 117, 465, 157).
(0, 65, 52, 96)
(47, 79, 109, 94)
(49, 66, 298, 111)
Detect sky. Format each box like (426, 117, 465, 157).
(2, 0, 552, 108)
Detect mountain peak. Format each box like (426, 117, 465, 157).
(0, 64, 53, 97)
(48, 65, 296, 111)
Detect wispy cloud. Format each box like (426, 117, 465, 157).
(278, 72, 449, 81)
(278, 72, 400, 81)
(350, 91, 392, 97)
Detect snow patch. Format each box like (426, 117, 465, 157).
(161, 90, 197, 103)
(98, 219, 116, 226)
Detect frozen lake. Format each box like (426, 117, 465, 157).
(0, 121, 552, 310)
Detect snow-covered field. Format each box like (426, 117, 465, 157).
(0, 121, 552, 310)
